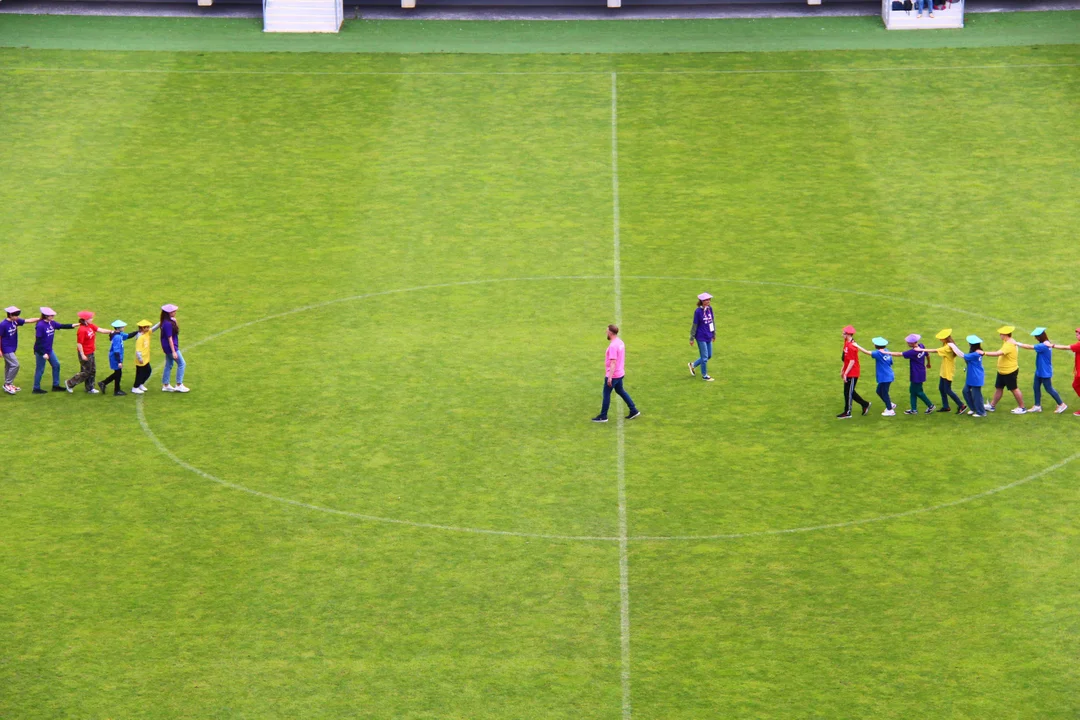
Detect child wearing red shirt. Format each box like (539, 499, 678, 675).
(65, 311, 109, 394)
(1052, 328, 1080, 417)
(839, 325, 871, 419)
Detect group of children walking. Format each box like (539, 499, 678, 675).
(1, 303, 188, 397)
(840, 325, 1080, 419)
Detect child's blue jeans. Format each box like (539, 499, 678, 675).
(163, 350, 186, 385)
(876, 382, 892, 410)
(963, 385, 987, 415)
(692, 341, 712, 378)
(34, 351, 60, 390)
(1033, 376, 1063, 407)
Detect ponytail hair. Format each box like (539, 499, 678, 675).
(696, 298, 703, 308)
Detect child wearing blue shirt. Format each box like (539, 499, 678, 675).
(98, 320, 138, 396)
(856, 337, 900, 416)
(1013, 328, 1068, 414)
(948, 336, 987, 417)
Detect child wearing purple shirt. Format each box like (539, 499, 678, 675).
(2, 307, 41, 394)
(32, 307, 75, 394)
(901, 334, 936, 415)
(159, 304, 189, 393)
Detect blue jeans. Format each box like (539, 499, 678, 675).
(601, 376, 637, 419)
(938, 377, 963, 410)
(915, 0, 932, 11)
(1033, 376, 1063, 407)
(34, 351, 61, 390)
(876, 382, 893, 409)
(692, 340, 712, 377)
(963, 385, 986, 415)
(162, 350, 186, 385)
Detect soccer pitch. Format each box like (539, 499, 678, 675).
(2, 41, 1079, 718)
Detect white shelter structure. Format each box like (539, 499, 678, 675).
(263, 0, 343, 32)
(883, 0, 964, 29)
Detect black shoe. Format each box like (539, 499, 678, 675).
(32, 388, 48, 395)
(904, 409, 918, 415)
(626, 410, 641, 420)
(836, 413, 852, 419)
(51, 385, 66, 392)
(591, 416, 608, 423)
(97, 381, 107, 394)
(861, 402, 871, 416)
(925, 405, 936, 414)
(956, 404, 968, 415)
(114, 390, 127, 397)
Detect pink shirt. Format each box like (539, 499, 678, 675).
(605, 337, 626, 379)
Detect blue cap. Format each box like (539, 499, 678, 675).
(1031, 327, 1047, 337)
(967, 334, 982, 344)
(872, 336, 888, 346)
(111, 319, 127, 328)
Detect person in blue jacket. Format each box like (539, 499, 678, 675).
(687, 292, 716, 382)
(947, 335, 987, 417)
(32, 307, 76, 394)
(98, 320, 138, 396)
(1012, 327, 1068, 414)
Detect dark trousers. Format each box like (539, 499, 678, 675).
(843, 377, 868, 415)
(1033, 376, 1063, 407)
(963, 385, 987, 415)
(876, 382, 893, 410)
(909, 382, 933, 411)
(134, 364, 152, 388)
(601, 376, 636, 419)
(938, 377, 963, 409)
(66, 354, 96, 391)
(101, 368, 123, 392)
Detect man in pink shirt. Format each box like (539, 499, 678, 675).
(593, 324, 641, 423)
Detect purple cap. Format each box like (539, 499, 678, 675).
(4, 306, 19, 314)
(40, 307, 56, 316)
(905, 333, 921, 344)
(697, 293, 712, 301)
(161, 303, 178, 313)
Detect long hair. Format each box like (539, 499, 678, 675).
(159, 309, 176, 332)
(696, 298, 703, 308)
(1036, 332, 1049, 343)
(970, 342, 982, 353)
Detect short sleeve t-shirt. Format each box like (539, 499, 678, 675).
(605, 337, 626, 379)
(1071, 342, 1080, 377)
(902, 346, 929, 384)
(76, 324, 101, 355)
(871, 350, 895, 383)
(160, 321, 180, 353)
(842, 341, 860, 378)
(963, 352, 986, 387)
(693, 306, 715, 342)
(0, 318, 25, 354)
(936, 345, 957, 382)
(1033, 342, 1054, 378)
(997, 341, 1019, 374)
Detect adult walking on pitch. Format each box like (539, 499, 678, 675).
(65, 311, 108, 394)
(1013, 327, 1068, 414)
(984, 325, 1026, 414)
(933, 329, 967, 415)
(2, 306, 40, 394)
(1050, 327, 1080, 416)
(160, 303, 190, 393)
(838, 325, 870, 419)
(687, 292, 716, 382)
(592, 324, 641, 423)
(32, 307, 75, 394)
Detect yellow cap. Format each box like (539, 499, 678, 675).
(997, 325, 1015, 335)
(137, 319, 152, 328)
(935, 329, 952, 341)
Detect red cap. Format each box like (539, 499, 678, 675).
(843, 325, 856, 334)
(77, 311, 94, 320)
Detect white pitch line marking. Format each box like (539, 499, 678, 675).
(611, 70, 633, 720)
(136, 275, 1078, 544)
(1, 63, 1076, 78)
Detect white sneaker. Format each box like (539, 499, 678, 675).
(1011, 407, 1027, 415)
(1056, 403, 1069, 414)
(987, 404, 996, 412)
(882, 409, 896, 416)
(131, 386, 144, 394)
(1029, 405, 1042, 413)
(687, 362, 695, 377)
(162, 385, 176, 392)
(87, 388, 100, 394)
(174, 384, 190, 393)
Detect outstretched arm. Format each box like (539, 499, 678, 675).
(947, 342, 965, 357)
(1013, 341, 1035, 350)
(983, 350, 1003, 357)
(854, 343, 874, 356)
(1051, 344, 1074, 351)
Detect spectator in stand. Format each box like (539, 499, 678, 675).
(915, 0, 934, 17)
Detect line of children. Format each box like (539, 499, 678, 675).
(840, 325, 1080, 418)
(1, 303, 187, 397)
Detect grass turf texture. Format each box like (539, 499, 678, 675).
(1, 10, 1080, 54)
(2, 43, 1079, 717)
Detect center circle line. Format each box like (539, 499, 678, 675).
(136, 274, 1074, 542)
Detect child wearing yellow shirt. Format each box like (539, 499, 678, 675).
(933, 329, 967, 415)
(984, 325, 1026, 414)
(131, 320, 159, 395)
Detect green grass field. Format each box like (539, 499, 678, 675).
(2, 39, 1079, 718)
